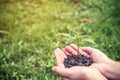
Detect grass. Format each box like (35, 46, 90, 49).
(0, 0, 120, 80)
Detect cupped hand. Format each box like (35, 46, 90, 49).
(63, 43, 111, 63)
(52, 48, 107, 80)
(63, 43, 115, 80)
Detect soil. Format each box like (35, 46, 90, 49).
(64, 55, 93, 68)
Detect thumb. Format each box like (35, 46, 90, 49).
(52, 66, 70, 78)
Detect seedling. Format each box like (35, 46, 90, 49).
(65, 31, 81, 53)
(64, 32, 94, 68)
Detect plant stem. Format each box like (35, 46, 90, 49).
(78, 39, 79, 54)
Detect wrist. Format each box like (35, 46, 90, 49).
(104, 60, 120, 80)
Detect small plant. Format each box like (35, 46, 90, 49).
(65, 31, 81, 53)
(64, 31, 95, 68)
(65, 31, 97, 52)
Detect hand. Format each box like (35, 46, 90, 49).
(63, 43, 120, 80)
(52, 48, 107, 80)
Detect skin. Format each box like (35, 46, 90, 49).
(52, 45, 107, 80)
(52, 43, 120, 80)
(65, 44, 120, 80)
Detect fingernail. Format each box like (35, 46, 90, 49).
(54, 50, 57, 53)
(75, 52, 78, 55)
(54, 48, 59, 53)
(52, 67, 56, 71)
(56, 48, 60, 50)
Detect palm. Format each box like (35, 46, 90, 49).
(53, 48, 98, 80)
(61, 44, 112, 80)
(53, 44, 108, 80)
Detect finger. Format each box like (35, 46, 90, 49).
(78, 49, 88, 57)
(64, 46, 78, 55)
(54, 49, 62, 66)
(69, 43, 78, 51)
(54, 49, 64, 67)
(59, 49, 67, 59)
(81, 47, 95, 55)
(52, 66, 70, 78)
(63, 48, 71, 55)
(56, 48, 64, 61)
(69, 44, 88, 56)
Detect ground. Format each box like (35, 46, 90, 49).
(0, 0, 120, 80)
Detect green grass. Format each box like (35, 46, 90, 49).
(0, 0, 120, 80)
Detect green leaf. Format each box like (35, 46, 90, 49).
(65, 37, 77, 45)
(82, 38, 96, 44)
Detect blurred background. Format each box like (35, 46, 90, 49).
(0, 0, 120, 80)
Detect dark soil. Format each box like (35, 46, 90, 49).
(64, 55, 93, 68)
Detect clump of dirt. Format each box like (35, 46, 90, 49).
(64, 55, 93, 68)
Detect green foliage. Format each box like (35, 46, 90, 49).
(0, 0, 120, 80)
